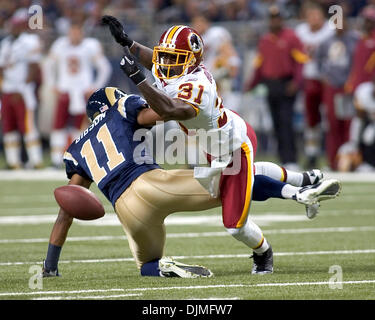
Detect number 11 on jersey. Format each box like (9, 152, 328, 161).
(80, 124, 125, 184)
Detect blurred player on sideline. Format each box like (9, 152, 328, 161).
(191, 14, 241, 112)
(316, 14, 358, 170)
(245, 6, 308, 169)
(296, 2, 334, 168)
(102, 16, 341, 275)
(345, 5, 375, 94)
(337, 78, 375, 172)
(0, 9, 43, 169)
(46, 21, 111, 168)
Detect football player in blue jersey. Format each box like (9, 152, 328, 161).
(43, 87, 221, 278)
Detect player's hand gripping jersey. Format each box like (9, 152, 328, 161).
(63, 93, 159, 206)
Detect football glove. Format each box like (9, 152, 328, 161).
(101, 15, 134, 47)
(120, 47, 146, 85)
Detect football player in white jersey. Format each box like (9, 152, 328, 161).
(102, 16, 341, 274)
(0, 9, 43, 169)
(295, 2, 335, 168)
(337, 80, 375, 171)
(46, 22, 112, 168)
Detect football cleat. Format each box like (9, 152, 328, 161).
(305, 202, 320, 219)
(295, 179, 342, 206)
(301, 169, 323, 186)
(158, 257, 213, 278)
(42, 260, 61, 278)
(251, 245, 273, 275)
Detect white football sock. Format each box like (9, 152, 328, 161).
(305, 127, 321, 157)
(281, 184, 300, 199)
(50, 129, 68, 167)
(3, 131, 22, 168)
(25, 131, 43, 167)
(255, 161, 304, 186)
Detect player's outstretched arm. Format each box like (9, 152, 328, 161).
(137, 107, 164, 127)
(44, 174, 92, 275)
(101, 15, 153, 70)
(48, 174, 91, 247)
(120, 49, 196, 121)
(137, 81, 196, 121)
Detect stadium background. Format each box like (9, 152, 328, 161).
(0, 0, 372, 169)
(0, 0, 374, 302)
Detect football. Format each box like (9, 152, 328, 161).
(54, 185, 105, 220)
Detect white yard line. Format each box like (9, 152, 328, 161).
(1, 249, 375, 267)
(122, 280, 375, 292)
(0, 195, 53, 203)
(0, 169, 67, 180)
(1, 210, 374, 226)
(32, 293, 143, 300)
(0, 288, 126, 297)
(0, 213, 308, 226)
(1, 170, 375, 182)
(1, 226, 374, 244)
(1, 280, 374, 299)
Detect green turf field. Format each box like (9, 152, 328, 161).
(0, 175, 374, 300)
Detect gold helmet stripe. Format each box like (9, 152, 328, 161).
(105, 87, 119, 106)
(165, 25, 184, 45)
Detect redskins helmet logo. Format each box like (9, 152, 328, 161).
(188, 33, 203, 54)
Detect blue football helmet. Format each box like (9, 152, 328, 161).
(86, 87, 127, 122)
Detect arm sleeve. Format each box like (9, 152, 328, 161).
(44, 40, 61, 88)
(244, 51, 263, 91)
(119, 95, 148, 122)
(63, 151, 92, 181)
(90, 40, 112, 89)
(0, 41, 6, 67)
(27, 36, 43, 63)
(289, 34, 308, 88)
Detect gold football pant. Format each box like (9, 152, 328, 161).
(114, 169, 221, 269)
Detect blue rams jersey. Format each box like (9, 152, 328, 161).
(63, 94, 159, 206)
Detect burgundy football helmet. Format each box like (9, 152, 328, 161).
(152, 25, 204, 79)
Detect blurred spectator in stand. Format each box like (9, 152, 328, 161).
(46, 21, 111, 168)
(316, 9, 359, 170)
(244, 5, 308, 170)
(295, 1, 334, 169)
(345, 5, 375, 94)
(0, 8, 44, 169)
(191, 14, 241, 111)
(346, 0, 368, 17)
(337, 77, 375, 172)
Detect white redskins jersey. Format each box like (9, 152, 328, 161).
(296, 22, 334, 79)
(201, 26, 232, 71)
(0, 32, 42, 109)
(48, 36, 111, 114)
(152, 64, 252, 197)
(49, 37, 103, 91)
(354, 82, 375, 114)
(152, 63, 250, 161)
